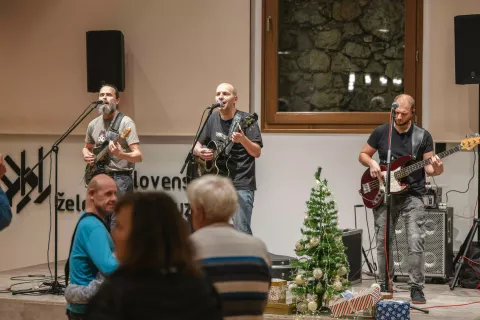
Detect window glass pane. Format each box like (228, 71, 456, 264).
(278, 0, 405, 112)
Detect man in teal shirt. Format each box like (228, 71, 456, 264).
(66, 174, 119, 319)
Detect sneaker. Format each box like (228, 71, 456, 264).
(411, 286, 426, 304)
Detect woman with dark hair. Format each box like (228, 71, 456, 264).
(86, 192, 222, 320)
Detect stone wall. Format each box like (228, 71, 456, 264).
(278, 0, 405, 112)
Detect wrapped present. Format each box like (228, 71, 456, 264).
(329, 286, 382, 318)
(268, 278, 287, 303)
(376, 300, 410, 320)
(350, 286, 382, 312)
(329, 297, 354, 318)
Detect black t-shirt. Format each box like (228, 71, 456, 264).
(198, 110, 262, 191)
(367, 123, 434, 196)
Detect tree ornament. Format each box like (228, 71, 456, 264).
(308, 301, 318, 312)
(295, 274, 306, 285)
(295, 241, 303, 251)
(297, 302, 307, 313)
(334, 236, 342, 243)
(313, 268, 323, 279)
(338, 266, 347, 276)
(333, 280, 343, 291)
(315, 282, 323, 293)
(310, 237, 319, 247)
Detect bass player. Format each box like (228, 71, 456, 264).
(358, 94, 443, 304)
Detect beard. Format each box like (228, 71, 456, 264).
(395, 119, 410, 126)
(98, 102, 116, 115)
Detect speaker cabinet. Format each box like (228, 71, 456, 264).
(342, 229, 362, 284)
(393, 207, 453, 279)
(454, 15, 480, 84)
(86, 30, 125, 92)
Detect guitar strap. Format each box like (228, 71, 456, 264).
(64, 212, 108, 286)
(108, 112, 125, 136)
(224, 112, 242, 156)
(411, 124, 425, 161)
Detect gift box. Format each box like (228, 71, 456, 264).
(329, 286, 382, 318)
(329, 297, 354, 318)
(268, 278, 287, 303)
(376, 300, 410, 320)
(351, 287, 382, 312)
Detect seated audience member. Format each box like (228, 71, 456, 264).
(86, 192, 223, 320)
(187, 175, 272, 319)
(0, 154, 12, 231)
(66, 174, 119, 320)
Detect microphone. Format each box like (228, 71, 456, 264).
(209, 101, 225, 109)
(391, 101, 399, 110)
(92, 100, 107, 105)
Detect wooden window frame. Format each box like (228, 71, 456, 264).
(261, 0, 423, 133)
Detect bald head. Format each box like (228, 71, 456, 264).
(88, 174, 116, 192)
(216, 83, 237, 97)
(394, 94, 415, 111)
(86, 174, 118, 217)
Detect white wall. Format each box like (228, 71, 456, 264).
(0, 0, 480, 272)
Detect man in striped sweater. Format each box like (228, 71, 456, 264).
(188, 175, 272, 319)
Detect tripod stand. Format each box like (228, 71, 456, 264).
(353, 204, 377, 276)
(13, 101, 102, 295)
(450, 218, 480, 290)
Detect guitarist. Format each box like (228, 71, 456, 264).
(194, 83, 262, 235)
(358, 94, 443, 304)
(82, 84, 143, 230)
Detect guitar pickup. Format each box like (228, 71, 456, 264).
(362, 183, 371, 193)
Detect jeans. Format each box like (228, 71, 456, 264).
(232, 190, 254, 235)
(105, 173, 133, 231)
(373, 194, 426, 287)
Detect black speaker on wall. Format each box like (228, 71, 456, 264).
(454, 14, 480, 84)
(86, 30, 125, 92)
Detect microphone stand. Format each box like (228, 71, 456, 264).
(13, 102, 101, 295)
(180, 105, 217, 232)
(384, 107, 395, 294)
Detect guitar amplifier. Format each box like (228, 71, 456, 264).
(393, 207, 453, 279)
(342, 229, 362, 284)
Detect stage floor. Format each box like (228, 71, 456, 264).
(1, 262, 480, 319)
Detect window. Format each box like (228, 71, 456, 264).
(262, 0, 423, 133)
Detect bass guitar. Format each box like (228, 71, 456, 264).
(359, 135, 480, 209)
(84, 127, 131, 185)
(196, 113, 258, 177)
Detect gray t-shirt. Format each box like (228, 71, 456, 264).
(85, 112, 140, 173)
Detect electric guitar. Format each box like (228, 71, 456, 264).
(196, 113, 258, 177)
(359, 135, 480, 209)
(84, 127, 131, 185)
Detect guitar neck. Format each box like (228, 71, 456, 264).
(96, 137, 121, 161)
(394, 145, 461, 179)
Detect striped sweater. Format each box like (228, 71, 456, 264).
(190, 223, 272, 320)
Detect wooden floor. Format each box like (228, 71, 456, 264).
(0, 262, 480, 319)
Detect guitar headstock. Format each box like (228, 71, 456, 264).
(460, 133, 480, 151)
(121, 127, 132, 139)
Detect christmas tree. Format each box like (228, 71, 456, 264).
(289, 167, 350, 315)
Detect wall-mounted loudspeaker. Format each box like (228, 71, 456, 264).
(86, 30, 125, 92)
(454, 15, 480, 84)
